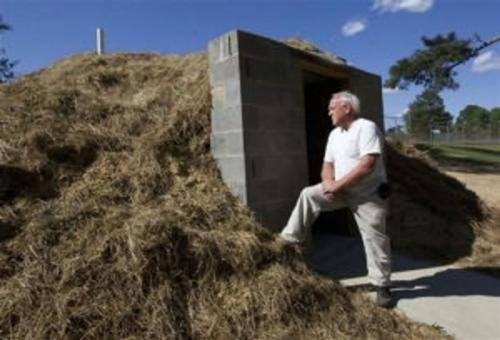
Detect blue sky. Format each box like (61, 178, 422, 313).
(1, 0, 499, 127)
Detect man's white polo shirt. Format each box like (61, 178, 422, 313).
(323, 118, 387, 197)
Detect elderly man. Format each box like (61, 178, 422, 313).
(280, 91, 393, 308)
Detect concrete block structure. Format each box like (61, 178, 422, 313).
(208, 30, 384, 231)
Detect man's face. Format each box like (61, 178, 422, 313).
(328, 98, 350, 126)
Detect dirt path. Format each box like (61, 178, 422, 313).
(445, 171, 500, 208)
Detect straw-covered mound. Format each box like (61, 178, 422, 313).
(385, 142, 500, 274)
(386, 141, 486, 261)
(386, 142, 500, 277)
(0, 53, 448, 339)
(284, 38, 347, 64)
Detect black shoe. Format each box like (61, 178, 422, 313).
(375, 286, 395, 309)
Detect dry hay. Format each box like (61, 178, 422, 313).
(459, 207, 500, 277)
(386, 142, 500, 274)
(386, 141, 486, 261)
(283, 38, 347, 65)
(0, 52, 456, 339)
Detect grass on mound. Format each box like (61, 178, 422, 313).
(415, 143, 500, 170)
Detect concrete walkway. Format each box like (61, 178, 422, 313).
(308, 233, 500, 340)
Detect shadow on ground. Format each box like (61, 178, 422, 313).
(307, 233, 439, 281)
(307, 232, 500, 310)
(390, 267, 500, 301)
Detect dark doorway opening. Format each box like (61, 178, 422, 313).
(302, 71, 358, 237)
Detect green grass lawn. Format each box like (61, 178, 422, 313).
(415, 143, 500, 168)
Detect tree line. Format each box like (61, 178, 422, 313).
(385, 32, 499, 141)
(389, 90, 500, 140)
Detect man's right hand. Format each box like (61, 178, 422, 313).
(323, 191, 335, 201)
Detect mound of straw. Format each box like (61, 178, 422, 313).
(386, 141, 485, 261)
(0, 50, 471, 339)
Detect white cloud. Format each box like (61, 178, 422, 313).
(383, 87, 400, 94)
(472, 51, 500, 72)
(373, 0, 434, 13)
(341, 20, 367, 37)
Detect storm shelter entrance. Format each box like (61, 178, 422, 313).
(303, 71, 358, 237)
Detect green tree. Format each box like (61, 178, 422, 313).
(0, 16, 15, 83)
(385, 32, 500, 92)
(405, 89, 452, 139)
(490, 107, 500, 137)
(455, 105, 491, 137)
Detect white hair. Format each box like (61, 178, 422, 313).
(332, 91, 361, 115)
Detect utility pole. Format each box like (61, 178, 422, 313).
(446, 121, 451, 144)
(429, 117, 433, 145)
(96, 28, 105, 55)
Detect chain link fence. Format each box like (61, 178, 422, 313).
(384, 115, 500, 145)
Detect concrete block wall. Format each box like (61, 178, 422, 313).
(208, 31, 248, 204)
(350, 69, 385, 131)
(208, 30, 384, 231)
(209, 31, 309, 230)
(240, 33, 311, 230)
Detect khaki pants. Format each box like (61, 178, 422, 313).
(280, 183, 391, 287)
